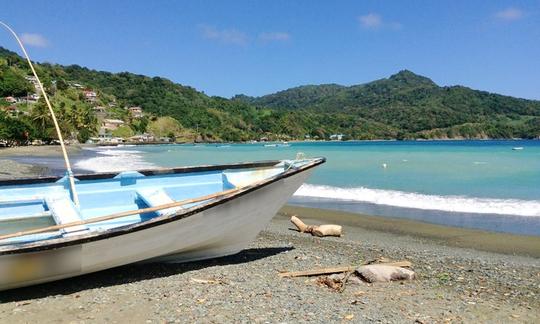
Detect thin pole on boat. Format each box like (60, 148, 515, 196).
(0, 21, 80, 206)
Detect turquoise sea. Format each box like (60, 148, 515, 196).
(74, 140, 540, 235)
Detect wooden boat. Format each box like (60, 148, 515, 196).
(0, 22, 326, 291)
(0, 158, 324, 291)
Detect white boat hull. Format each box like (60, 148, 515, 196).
(0, 168, 312, 291)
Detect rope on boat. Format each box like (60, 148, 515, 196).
(0, 21, 80, 206)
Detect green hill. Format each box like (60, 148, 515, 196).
(1, 45, 539, 142)
(237, 70, 540, 139)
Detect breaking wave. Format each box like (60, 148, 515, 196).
(75, 147, 157, 172)
(294, 184, 540, 217)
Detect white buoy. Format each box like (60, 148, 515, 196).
(382, 163, 387, 169)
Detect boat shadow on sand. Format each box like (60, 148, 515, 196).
(0, 246, 293, 302)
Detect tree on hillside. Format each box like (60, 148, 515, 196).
(147, 116, 182, 138)
(112, 125, 135, 138)
(69, 104, 98, 142)
(30, 98, 55, 140)
(0, 67, 33, 97)
(0, 111, 33, 146)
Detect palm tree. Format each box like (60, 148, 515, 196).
(30, 98, 54, 140)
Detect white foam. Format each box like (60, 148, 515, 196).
(294, 184, 540, 217)
(76, 147, 157, 172)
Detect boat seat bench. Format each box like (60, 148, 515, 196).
(137, 188, 182, 216)
(45, 197, 89, 236)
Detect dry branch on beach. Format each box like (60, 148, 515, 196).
(290, 215, 343, 237)
(278, 261, 413, 278)
(279, 259, 415, 291)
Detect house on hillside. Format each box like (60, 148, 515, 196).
(24, 76, 40, 91)
(70, 83, 84, 89)
(97, 128, 111, 140)
(329, 134, 345, 141)
(102, 119, 124, 131)
(19, 94, 39, 103)
(4, 96, 17, 104)
(83, 90, 97, 103)
(93, 106, 107, 118)
(128, 106, 143, 118)
(129, 133, 154, 143)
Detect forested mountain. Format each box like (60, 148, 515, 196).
(233, 84, 346, 110)
(237, 70, 540, 139)
(1, 45, 539, 142)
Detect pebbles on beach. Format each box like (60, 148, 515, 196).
(0, 159, 48, 179)
(0, 211, 538, 323)
(0, 145, 84, 179)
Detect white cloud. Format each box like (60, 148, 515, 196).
(258, 32, 291, 42)
(494, 7, 524, 21)
(199, 25, 248, 46)
(358, 13, 401, 30)
(359, 13, 383, 28)
(20, 33, 49, 47)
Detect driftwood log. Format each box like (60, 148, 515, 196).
(278, 261, 412, 278)
(279, 261, 415, 285)
(356, 264, 416, 283)
(290, 215, 342, 237)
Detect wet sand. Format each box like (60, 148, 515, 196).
(0, 145, 87, 179)
(0, 145, 84, 158)
(0, 159, 49, 180)
(281, 205, 540, 258)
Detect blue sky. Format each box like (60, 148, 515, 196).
(0, 1, 539, 99)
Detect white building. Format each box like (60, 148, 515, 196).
(329, 134, 345, 141)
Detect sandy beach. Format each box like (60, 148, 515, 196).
(0, 206, 538, 323)
(0, 145, 86, 179)
(0, 145, 84, 158)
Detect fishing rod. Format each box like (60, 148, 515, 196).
(0, 21, 80, 206)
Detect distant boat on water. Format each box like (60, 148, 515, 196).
(264, 142, 290, 148)
(512, 147, 524, 151)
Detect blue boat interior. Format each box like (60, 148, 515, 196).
(0, 161, 300, 246)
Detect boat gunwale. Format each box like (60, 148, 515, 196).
(0, 160, 281, 187)
(0, 157, 325, 255)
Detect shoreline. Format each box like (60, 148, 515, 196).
(280, 205, 540, 258)
(0, 145, 89, 179)
(1, 144, 539, 246)
(0, 144, 84, 157)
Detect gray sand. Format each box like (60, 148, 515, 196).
(0, 159, 48, 180)
(0, 145, 87, 179)
(0, 145, 83, 158)
(0, 208, 538, 323)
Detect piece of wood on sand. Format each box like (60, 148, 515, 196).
(278, 261, 412, 278)
(290, 215, 342, 237)
(356, 264, 416, 283)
